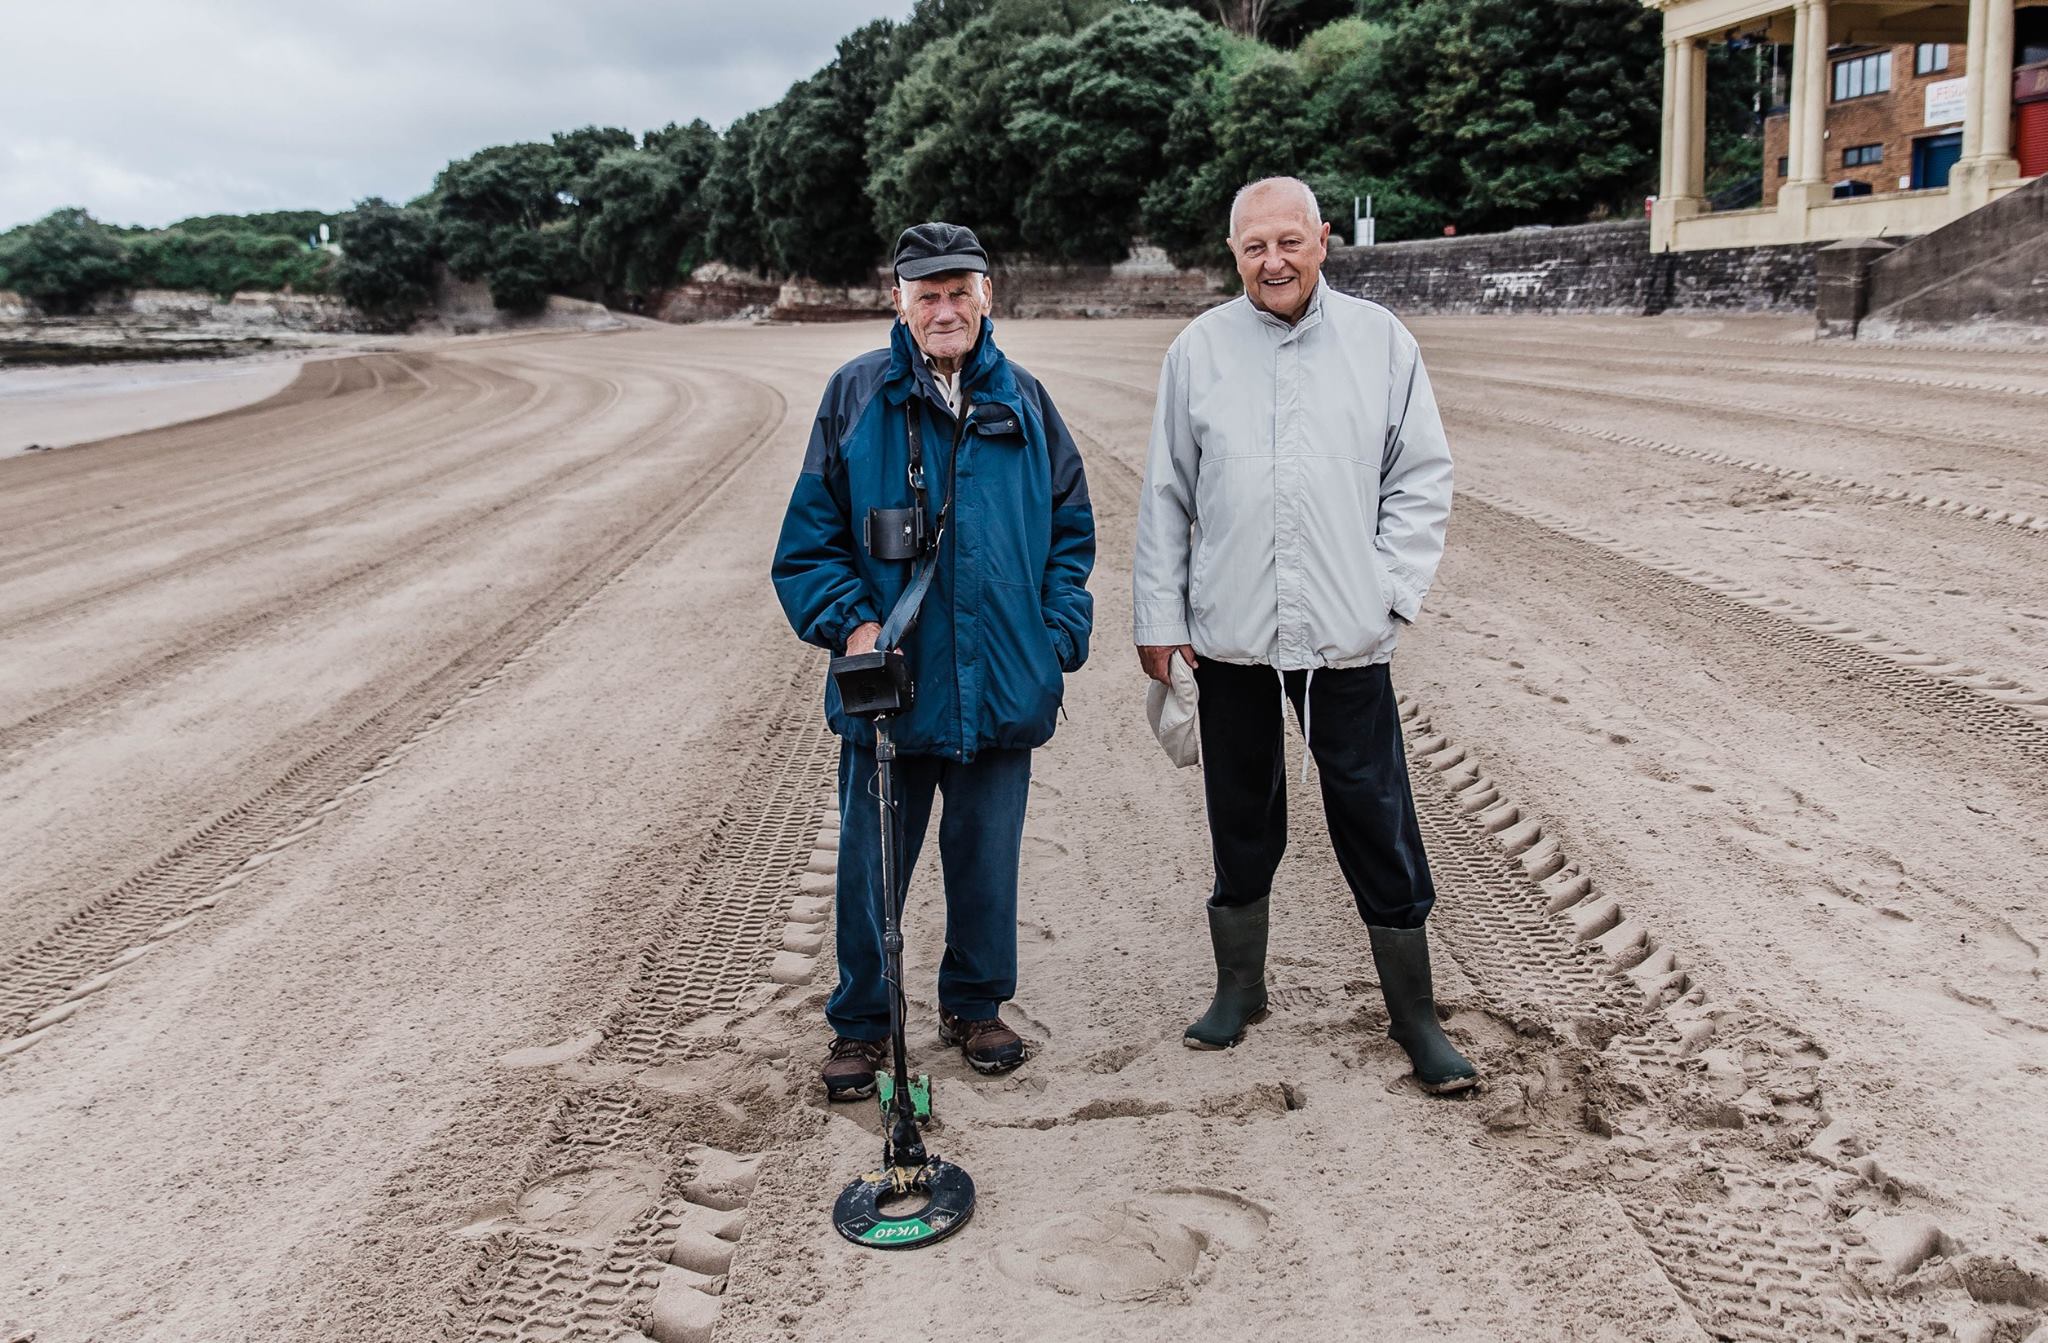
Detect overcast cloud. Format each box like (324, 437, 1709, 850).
(1, 0, 904, 231)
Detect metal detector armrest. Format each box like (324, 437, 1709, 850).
(830, 649, 914, 719)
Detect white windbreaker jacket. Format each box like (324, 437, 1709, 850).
(1132, 278, 1453, 671)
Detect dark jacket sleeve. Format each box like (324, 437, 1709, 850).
(772, 380, 880, 651)
(1034, 384, 1096, 673)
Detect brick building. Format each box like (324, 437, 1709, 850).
(1645, 0, 2043, 253)
(1760, 41, 1982, 202)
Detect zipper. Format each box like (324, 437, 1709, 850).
(951, 394, 970, 758)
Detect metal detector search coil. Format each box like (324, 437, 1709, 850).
(832, 1159, 975, 1249)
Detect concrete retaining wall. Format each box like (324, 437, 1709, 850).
(1323, 220, 1824, 316)
(1860, 174, 2048, 338)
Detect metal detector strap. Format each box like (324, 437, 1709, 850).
(875, 399, 961, 653)
(876, 552, 938, 653)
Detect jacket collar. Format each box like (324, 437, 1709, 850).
(887, 317, 1021, 417)
(1251, 275, 1329, 342)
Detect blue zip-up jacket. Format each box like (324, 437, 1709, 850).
(772, 318, 1095, 760)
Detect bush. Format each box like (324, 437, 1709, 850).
(434, 142, 584, 312)
(334, 198, 439, 329)
(128, 229, 333, 299)
(0, 208, 135, 314)
(1006, 6, 1222, 262)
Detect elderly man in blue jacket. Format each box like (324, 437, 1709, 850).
(773, 223, 1095, 1101)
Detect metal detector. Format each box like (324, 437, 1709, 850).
(827, 666, 976, 1249)
(828, 396, 976, 1250)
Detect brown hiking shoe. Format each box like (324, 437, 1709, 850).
(938, 1009, 1027, 1075)
(820, 1036, 887, 1101)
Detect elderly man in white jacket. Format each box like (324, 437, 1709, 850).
(1132, 176, 1475, 1095)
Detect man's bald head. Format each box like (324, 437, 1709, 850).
(1228, 176, 1321, 239)
(1226, 176, 1331, 325)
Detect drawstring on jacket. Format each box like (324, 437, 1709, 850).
(1275, 667, 1317, 781)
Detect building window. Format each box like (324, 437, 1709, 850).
(1777, 155, 1789, 177)
(1832, 50, 1893, 101)
(1843, 143, 1884, 167)
(1915, 43, 1950, 75)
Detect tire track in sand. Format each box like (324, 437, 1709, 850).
(1440, 399, 2048, 537)
(1394, 700, 2043, 1341)
(1030, 359, 2048, 763)
(0, 354, 445, 544)
(1440, 366, 2045, 467)
(0, 361, 574, 632)
(1456, 487, 2048, 760)
(0, 369, 658, 759)
(1039, 372, 2048, 1341)
(1416, 329, 2048, 400)
(0, 356, 532, 591)
(0, 373, 789, 1052)
(428, 662, 838, 1343)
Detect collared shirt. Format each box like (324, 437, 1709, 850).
(925, 356, 963, 417)
(1131, 276, 1454, 671)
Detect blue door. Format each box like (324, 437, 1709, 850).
(1913, 132, 1964, 189)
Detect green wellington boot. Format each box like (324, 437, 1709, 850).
(1185, 898, 1271, 1050)
(1368, 924, 1478, 1095)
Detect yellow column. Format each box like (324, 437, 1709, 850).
(1671, 36, 1700, 204)
(1980, 0, 2016, 166)
(1962, 0, 1989, 161)
(1780, 0, 1831, 232)
(1660, 38, 1679, 199)
(1787, 0, 1813, 182)
(1688, 40, 1710, 200)
(1798, 0, 1829, 188)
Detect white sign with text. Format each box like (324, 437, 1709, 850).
(1926, 77, 1968, 126)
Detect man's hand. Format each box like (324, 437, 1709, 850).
(1137, 644, 1198, 684)
(845, 622, 882, 656)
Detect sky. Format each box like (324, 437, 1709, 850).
(0, 0, 904, 231)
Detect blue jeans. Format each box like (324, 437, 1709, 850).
(827, 741, 1032, 1041)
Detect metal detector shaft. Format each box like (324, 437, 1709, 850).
(872, 718, 926, 1170)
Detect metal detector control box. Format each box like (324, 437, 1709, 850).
(830, 649, 914, 719)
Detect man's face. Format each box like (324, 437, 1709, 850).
(894, 271, 992, 363)
(1229, 187, 1330, 322)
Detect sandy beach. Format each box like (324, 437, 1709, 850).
(2, 316, 2045, 1343)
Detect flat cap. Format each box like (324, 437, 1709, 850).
(893, 222, 989, 281)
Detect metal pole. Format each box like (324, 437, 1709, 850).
(872, 720, 924, 1170)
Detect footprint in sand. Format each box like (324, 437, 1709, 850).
(455, 1161, 665, 1248)
(1020, 833, 1070, 879)
(990, 1188, 1270, 1304)
(1973, 916, 2042, 979)
(1082, 1042, 1148, 1075)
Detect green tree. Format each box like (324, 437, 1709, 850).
(128, 229, 332, 299)
(703, 111, 771, 274)
(1300, 11, 1457, 239)
(579, 120, 721, 298)
(865, 0, 1106, 253)
(1416, 0, 1663, 230)
(334, 197, 438, 329)
(1006, 5, 1222, 262)
(1703, 42, 1770, 202)
(474, 224, 578, 313)
(1148, 0, 1353, 46)
(165, 210, 340, 244)
(1142, 40, 1320, 267)
(0, 208, 135, 314)
(750, 22, 900, 283)
(551, 125, 637, 182)
(434, 141, 583, 311)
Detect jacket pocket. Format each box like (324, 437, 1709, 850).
(978, 579, 1064, 733)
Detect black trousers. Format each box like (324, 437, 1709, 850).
(1193, 659, 1436, 929)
